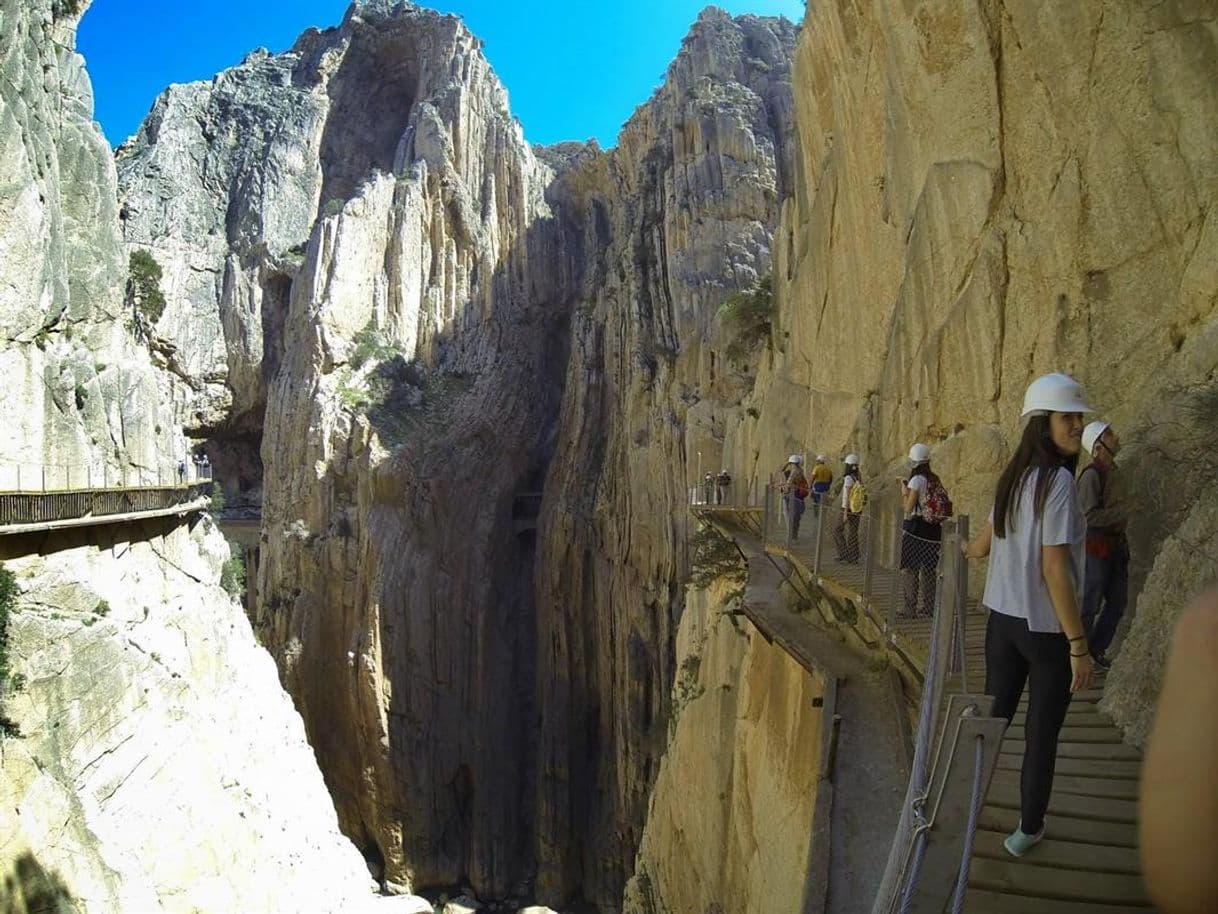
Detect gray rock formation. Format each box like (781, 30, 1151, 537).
(0, 1, 406, 910)
(115, 1, 797, 908)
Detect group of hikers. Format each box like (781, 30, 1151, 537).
(768, 372, 1130, 858)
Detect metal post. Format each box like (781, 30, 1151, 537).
(41, 465, 46, 492)
(16, 465, 20, 491)
(762, 483, 771, 548)
(953, 516, 970, 693)
(814, 499, 828, 575)
(862, 500, 877, 608)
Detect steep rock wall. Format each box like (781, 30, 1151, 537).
(532, 10, 797, 906)
(621, 581, 824, 914)
(0, 1, 394, 910)
(734, 0, 1218, 743)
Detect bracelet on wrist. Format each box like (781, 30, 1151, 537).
(1070, 650, 1090, 658)
(1068, 634, 1087, 642)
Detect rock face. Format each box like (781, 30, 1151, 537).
(621, 580, 824, 914)
(0, 1, 400, 910)
(116, 1, 797, 907)
(733, 1, 1218, 745)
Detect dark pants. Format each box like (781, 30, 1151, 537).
(811, 481, 830, 505)
(834, 511, 859, 562)
(900, 518, 941, 617)
(985, 611, 1073, 834)
(1081, 546, 1129, 658)
(785, 494, 805, 539)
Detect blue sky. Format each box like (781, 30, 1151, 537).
(78, 0, 804, 151)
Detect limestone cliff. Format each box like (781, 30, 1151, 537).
(733, 1, 1218, 744)
(113, 1, 798, 907)
(620, 579, 824, 914)
(0, 1, 400, 910)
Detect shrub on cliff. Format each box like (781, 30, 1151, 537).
(127, 249, 167, 327)
(717, 273, 773, 363)
(220, 550, 246, 599)
(690, 523, 746, 588)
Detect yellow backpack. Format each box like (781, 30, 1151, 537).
(848, 478, 867, 514)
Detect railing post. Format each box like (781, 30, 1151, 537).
(862, 500, 877, 608)
(952, 516, 970, 692)
(762, 481, 770, 547)
(889, 501, 905, 634)
(813, 499, 827, 575)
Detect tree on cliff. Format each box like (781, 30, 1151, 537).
(717, 273, 773, 364)
(126, 249, 167, 335)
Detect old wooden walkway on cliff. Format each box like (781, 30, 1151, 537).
(0, 481, 212, 537)
(692, 501, 1154, 914)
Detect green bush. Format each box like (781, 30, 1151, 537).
(209, 483, 227, 513)
(690, 523, 746, 588)
(0, 565, 22, 738)
(220, 552, 246, 599)
(127, 249, 167, 326)
(94, 599, 110, 617)
(717, 273, 773, 363)
(349, 322, 400, 371)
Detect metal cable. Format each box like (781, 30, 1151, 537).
(951, 734, 987, 914)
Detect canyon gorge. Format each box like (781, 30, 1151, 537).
(2, 0, 1216, 912)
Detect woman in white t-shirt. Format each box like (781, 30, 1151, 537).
(834, 454, 862, 563)
(963, 373, 1096, 858)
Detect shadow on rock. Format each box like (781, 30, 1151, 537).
(2, 853, 77, 914)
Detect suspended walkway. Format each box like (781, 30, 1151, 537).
(0, 462, 212, 538)
(691, 481, 1153, 913)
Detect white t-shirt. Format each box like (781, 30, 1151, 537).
(841, 473, 858, 510)
(907, 474, 928, 517)
(981, 466, 1085, 633)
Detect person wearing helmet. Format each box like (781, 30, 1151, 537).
(715, 468, 732, 505)
(810, 454, 833, 505)
(834, 454, 863, 563)
(1077, 420, 1127, 670)
(961, 372, 1096, 858)
(780, 454, 809, 540)
(898, 442, 942, 618)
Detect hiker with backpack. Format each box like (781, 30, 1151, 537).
(781, 454, 809, 540)
(961, 372, 1096, 858)
(716, 469, 732, 505)
(899, 443, 952, 617)
(834, 454, 864, 563)
(1078, 420, 1128, 671)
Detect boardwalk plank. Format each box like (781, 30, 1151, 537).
(968, 856, 1149, 905)
(971, 830, 1143, 874)
(964, 888, 1151, 912)
(997, 752, 1142, 780)
(1000, 738, 1141, 761)
(989, 767, 1139, 800)
(985, 781, 1139, 823)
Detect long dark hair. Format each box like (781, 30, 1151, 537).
(846, 463, 862, 481)
(910, 462, 932, 480)
(993, 415, 1079, 538)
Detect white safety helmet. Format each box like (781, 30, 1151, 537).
(1020, 372, 1095, 418)
(844, 453, 860, 466)
(908, 442, 931, 465)
(1082, 421, 1111, 457)
(815, 454, 827, 462)
(788, 454, 803, 465)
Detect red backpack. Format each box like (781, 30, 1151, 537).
(923, 474, 954, 525)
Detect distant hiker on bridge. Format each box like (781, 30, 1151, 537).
(177, 459, 187, 484)
(899, 443, 951, 618)
(781, 454, 808, 540)
(809, 454, 833, 505)
(703, 472, 715, 505)
(715, 468, 732, 505)
(834, 453, 863, 563)
(962, 372, 1096, 858)
(1078, 420, 1128, 671)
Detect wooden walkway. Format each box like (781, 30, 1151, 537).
(698, 505, 1153, 913)
(0, 482, 212, 536)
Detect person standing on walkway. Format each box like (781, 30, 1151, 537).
(899, 443, 943, 618)
(782, 455, 808, 540)
(962, 372, 1096, 857)
(715, 468, 732, 505)
(1078, 420, 1128, 670)
(834, 454, 862, 563)
(810, 454, 833, 505)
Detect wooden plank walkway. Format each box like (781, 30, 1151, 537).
(697, 504, 1155, 913)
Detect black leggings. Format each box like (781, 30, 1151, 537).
(985, 610, 1073, 834)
